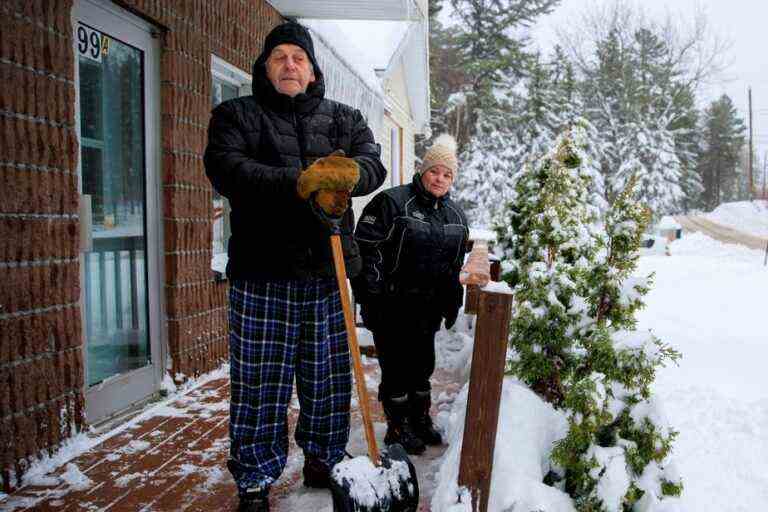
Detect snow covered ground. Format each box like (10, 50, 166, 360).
(637, 233, 768, 511)
(702, 200, 768, 237)
(431, 228, 768, 510)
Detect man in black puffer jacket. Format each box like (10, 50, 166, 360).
(204, 21, 385, 512)
(352, 134, 468, 456)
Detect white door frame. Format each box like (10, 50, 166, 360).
(73, 0, 165, 424)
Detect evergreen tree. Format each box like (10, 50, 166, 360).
(494, 124, 682, 511)
(417, 0, 462, 157)
(581, 26, 701, 218)
(696, 94, 746, 209)
(549, 46, 608, 213)
(448, 0, 561, 138)
(449, 0, 561, 226)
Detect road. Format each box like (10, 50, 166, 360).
(674, 215, 768, 251)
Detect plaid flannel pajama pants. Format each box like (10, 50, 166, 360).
(227, 278, 351, 494)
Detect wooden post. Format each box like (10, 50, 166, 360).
(490, 259, 501, 282)
(464, 284, 480, 315)
(457, 288, 513, 512)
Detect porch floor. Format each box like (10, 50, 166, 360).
(2, 358, 463, 511)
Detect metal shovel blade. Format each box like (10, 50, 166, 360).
(329, 443, 419, 512)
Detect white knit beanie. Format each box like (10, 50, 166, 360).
(420, 133, 458, 174)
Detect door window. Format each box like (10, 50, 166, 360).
(77, 23, 150, 386)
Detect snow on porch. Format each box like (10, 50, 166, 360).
(1, 327, 469, 511)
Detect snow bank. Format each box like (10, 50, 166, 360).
(434, 310, 475, 378)
(635, 231, 768, 510)
(667, 231, 764, 263)
(703, 200, 768, 237)
(59, 463, 92, 491)
(657, 215, 682, 230)
(431, 379, 573, 512)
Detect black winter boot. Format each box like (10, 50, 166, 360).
(302, 455, 331, 489)
(383, 395, 426, 455)
(238, 488, 270, 512)
(409, 391, 443, 446)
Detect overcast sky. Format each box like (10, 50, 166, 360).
(528, 0, 768, 165)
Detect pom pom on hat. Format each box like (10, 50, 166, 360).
(420, 133, 458, 174)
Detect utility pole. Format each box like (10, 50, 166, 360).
(748, 87, 754, 200)
(763, 151, 767, 199)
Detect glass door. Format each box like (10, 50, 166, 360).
(79, 23, 148, 386)
(74, 0, 162, 423)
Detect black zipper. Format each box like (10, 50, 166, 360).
(290, 98, 308, 169)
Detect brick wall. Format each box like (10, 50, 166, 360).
(0, 0, 84, 490)
(0, 0, 282, 490)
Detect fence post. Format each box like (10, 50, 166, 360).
(464, 284, 480, 315)
(457, 288, 513, 512)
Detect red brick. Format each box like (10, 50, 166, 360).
(64, 128, 78, 174)
(9, 364, 26, 413)
(53, 308, 66, 350)
(45, 402, 60, 451)
(0, 368, 9, 419)
(0, 116, 13, 164)
(1, 167, 18, 214)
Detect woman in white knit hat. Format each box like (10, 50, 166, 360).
(352, 134, 468, 455)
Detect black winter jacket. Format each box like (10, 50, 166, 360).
(203, 52, 386, 280)
(352, 175, 469, 317)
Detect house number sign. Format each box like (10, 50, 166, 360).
(76, 23, 109, 62)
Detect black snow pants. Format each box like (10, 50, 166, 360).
(368, 300, 443, 401)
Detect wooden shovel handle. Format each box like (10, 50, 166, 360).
(330, 233, 381, 465)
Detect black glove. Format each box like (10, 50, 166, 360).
(444, 307, 459, 330)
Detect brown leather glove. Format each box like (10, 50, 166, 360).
(297, 150, 360, 200)
(315, 189, 352, 217)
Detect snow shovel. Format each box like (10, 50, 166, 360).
(313, 196, 419, 512)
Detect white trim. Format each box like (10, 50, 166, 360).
(211, 54, 252, 86)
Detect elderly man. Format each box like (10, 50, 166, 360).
(204, 22, 385, 512)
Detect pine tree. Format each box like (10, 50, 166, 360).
(549, 46, 608, 213)
(696, 94, 747, 209)
(453, 106, 517, 226)
(495, 124, 682, 511)
(447, 0, 561, 226)
(581, 26, 701, 218)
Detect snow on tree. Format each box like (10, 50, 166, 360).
(494, 124, 683, 511)
(578, 25, 701, 218)
(433, 0, 562, 226)
(548, 47, 608, 214)
(613, 117, 685, 222)
(454, 105, 517, 227)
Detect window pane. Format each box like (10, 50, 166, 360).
(79, 31, 150, 386)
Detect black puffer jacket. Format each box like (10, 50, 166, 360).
(203, 47, 386, 280)
(352, 175, 469, 316)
